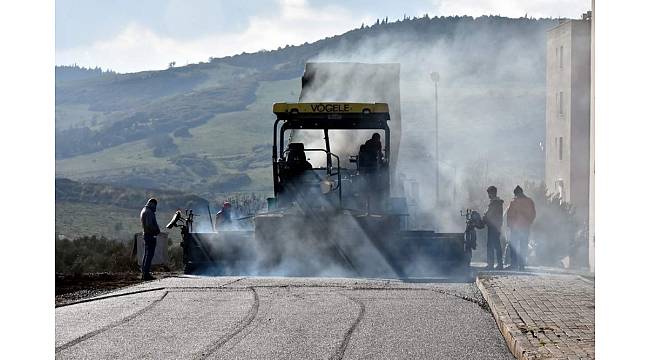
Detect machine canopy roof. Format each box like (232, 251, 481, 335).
(273, 102, 389, 116)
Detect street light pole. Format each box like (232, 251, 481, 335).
(438, 160, 457, 205)
(430, 72, 440, 205)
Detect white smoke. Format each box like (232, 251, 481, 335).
(291, 18, 553, 233)
(186, 17, 569, 274)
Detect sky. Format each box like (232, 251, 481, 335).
(56, 0, 591, 73)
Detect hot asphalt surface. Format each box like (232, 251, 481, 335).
(55, 276, 514, 359)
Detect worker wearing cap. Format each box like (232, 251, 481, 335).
(140, 198, 160, 280)
(215, 201, 233, 229)
(506, 186, 536, 271)
(483, 186, 504, 270)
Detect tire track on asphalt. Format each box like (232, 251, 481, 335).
(219, 277, 247, 287)
(193, 287, 260, 360)
(55, 277, 244, 308)
(330, 295, 366, 360)
(56, 287, 166, 308)
(55, 290, 169, 353)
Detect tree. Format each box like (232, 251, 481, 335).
(148, 133, 178, 157)
(168, 61, 176, 68)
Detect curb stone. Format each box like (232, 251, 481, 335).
(476, 277, 539, 360)
(477, 275, 595, 360)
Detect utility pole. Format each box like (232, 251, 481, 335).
(430, 72, 440, 205)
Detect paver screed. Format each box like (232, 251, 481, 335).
(477, 274, 594, 360)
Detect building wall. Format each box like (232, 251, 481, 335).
(589, 0, 595, 272)
(569, 21, 591, 224)
(545, 20, 591, 226)
(546, 21, 572, 201)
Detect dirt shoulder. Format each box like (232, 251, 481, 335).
(55, 272, 178, 307)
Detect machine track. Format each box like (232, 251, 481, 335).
(56, 290, 169, 353)
(329, 295, 366, 360)
(193, 287, 260, 359)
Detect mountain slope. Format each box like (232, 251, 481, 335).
(56, 15, 560, 198)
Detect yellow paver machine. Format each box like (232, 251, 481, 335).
(173, 63, 473, 278)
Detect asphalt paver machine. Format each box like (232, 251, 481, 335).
(177, 102, 471, 277)
(174, 62, 472, 277)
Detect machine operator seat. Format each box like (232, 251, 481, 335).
(280, 143, 316, 205)
(286, 143, 312, 171)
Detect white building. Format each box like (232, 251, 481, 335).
(545, 14, 592, 269)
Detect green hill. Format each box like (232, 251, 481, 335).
(56, 15, 559, 199)
(55, 178, 211, 239)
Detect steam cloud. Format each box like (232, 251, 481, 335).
(296, 18, 553, 232)
(188, 18, 573, 275)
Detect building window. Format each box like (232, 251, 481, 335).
(560, 45, 564, 69)
(559, 91, 564, 115)
(559, 137, 563, 161)
(555, 179, 565, 201)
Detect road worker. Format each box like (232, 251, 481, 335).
(505, 185, 536, 271)
(140, 198, 160, 280)
(483, 186, 504, 270)
(215, 201, 233, 229)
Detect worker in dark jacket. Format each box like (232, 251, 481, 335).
(483, 186, 504, 269)
(363, 133, 384, 165)
(140, 198, 160, 280)
(506, 186, 536, 271)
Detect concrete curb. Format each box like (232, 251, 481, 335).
(476, 277, 539, 360)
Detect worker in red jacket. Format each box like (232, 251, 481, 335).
(215, 201, 233, 229)
(506, 185, 536, 271)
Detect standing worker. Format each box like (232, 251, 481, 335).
(140, 198, 160, 280)
(505, 186, 536, 271)
(358, 133, 386, 211)
(215, 201, 233, 230)
(363, 133, 384, 165)
(483, 186, 504, 270)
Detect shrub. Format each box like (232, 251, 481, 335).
(55, 235, 139, 274)
(148, 134, 178, 157)
(167, 239, 184, 272)
(524, 182, 579, 267)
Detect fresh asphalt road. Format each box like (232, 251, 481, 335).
(55, 276, 514, 359)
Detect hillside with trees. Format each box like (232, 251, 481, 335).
(56, 15, 559, 198)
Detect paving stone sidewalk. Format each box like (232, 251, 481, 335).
(477, 273, 595, 360)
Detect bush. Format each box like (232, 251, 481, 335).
(171, 153, 218, 176)
(167, 240, 184, 272)
(55, 235, 138, 274)
(209, 174, 252, 192)
(56, 235, 190, 274)
(524, 182, 579, 267)
(148, 133, 178, 157)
